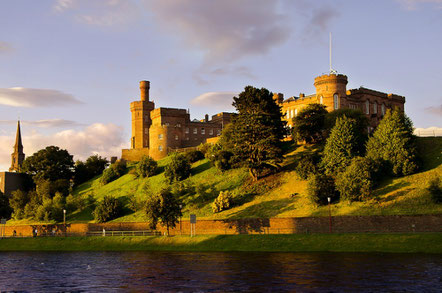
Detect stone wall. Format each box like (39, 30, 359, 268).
(121, 148, 150, 162)
(3, 215, 441, 237)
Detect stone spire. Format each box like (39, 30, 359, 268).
(9, 120, 25, 172)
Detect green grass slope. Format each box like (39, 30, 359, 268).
(63, 137, 442, 223)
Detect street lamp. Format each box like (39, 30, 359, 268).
(63, 209, 66, 236)
(179, 204, 183, 235)
(327, 197, 332, 233)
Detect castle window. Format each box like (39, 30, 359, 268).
(217, 129, 221, 136)
(295, 109, 298, 117)
(365, 100, 370, 114)
(209, 129, 213, 135)
(381, 104, 386, 116)
(201, 128, 205, 135)
(165, 123, 169, 126)
(144, 129, 148, 134)
(159, 145, 163, 151)
(193, 128, 197, 134)
(334, 94, 339, 110)
(373, 102, 378, 114)
(158, 134, 163, 140)
(176, 123, 181, 128)
(291, 109, 294, 118)
(185, 136, 189, 141)
(185, 127, 189, 134)
(319, 96, 323, 104)
(175, 135, 179, 141)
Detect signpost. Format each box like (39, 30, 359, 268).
(1, 218, 6, 238)
(190, 214, 196, 237)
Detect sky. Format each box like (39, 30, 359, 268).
(0, 0, 441, 170)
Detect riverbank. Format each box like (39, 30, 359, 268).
(0, 233, 441, 253)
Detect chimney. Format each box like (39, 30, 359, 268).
(140, 80, 150, 101)
(205, 114, 209, 122)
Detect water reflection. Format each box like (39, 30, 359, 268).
(0, 251, 441, 292)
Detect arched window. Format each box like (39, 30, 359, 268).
(295, 109, 298, 116)
(158, 145, 163, 151)
(365, 100, 370, 114)
(373, 102, 378, 114)
(319, 96, 323, 104)
(333, 94, 339, 110)
(381, 104, 386, 116)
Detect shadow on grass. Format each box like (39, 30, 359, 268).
(226, 198, 294, 220)
(374, 180, 411, 197)
(191, 161, 212, 176)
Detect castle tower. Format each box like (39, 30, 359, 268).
(9, 120, 25, 172)
(130, 81, 155, 149)
(314, 74, 348, 111)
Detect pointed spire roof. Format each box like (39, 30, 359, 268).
(14, 120, 23, 151)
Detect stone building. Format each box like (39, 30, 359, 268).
(9, 120, 25, 172)
(277, 73, 405, 131)
(122, 81, 232, 161)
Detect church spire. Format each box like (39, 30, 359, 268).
(9, 120, 25, 172)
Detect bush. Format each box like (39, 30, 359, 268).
(214, 151, 234, 171)
(292, 103, 328, 144)
(295, 152, 321, 180)
(164, 154, 191, 183)
(93, 196, 122, 223)
(9, 190, 28, 219)
(212, 191, 234, 213)
(185, 150, 204, 163)
(198, 143, 211, 156)
(0, 191, 12, 219)
(307, 174, 338, 206)
(428, 177, 442, 203)
(136, 156, 158, 178)
(335, 157, 374, 202)
(100, 167, 118, 185)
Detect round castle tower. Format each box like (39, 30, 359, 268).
(313, 74, 348, 111)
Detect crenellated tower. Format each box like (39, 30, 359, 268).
(9, 120, 25, 172)
(314, 73, 348, 111)
(130, 81, 155, 149)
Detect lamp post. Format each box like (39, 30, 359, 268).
(179, 204, 182, 235)
(327, 197, 332, 233)
(63, 209, 66, 237)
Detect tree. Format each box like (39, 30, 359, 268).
(144, 188, 182, 235)
(321, 116, 362, 176)
(9, 190, 28, 219)
(292, 103, 328, 143)
(136, 156, 158, 178)
(22, 146, 74, 182)
(0, 191, 12, 219)
(366, 109, 419, 176)
(85, 155, 109, 177)
(164, 154, 191, 183)
(307, 173, 338, 206)
(228, 86, 286, 180)
(93, 196, 122, 223)
(335, 157, 374, 202)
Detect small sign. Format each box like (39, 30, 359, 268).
(1, 218, 6, 225)
(190, 214, 196, 224)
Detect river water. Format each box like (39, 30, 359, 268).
(0, 251, 441, 292)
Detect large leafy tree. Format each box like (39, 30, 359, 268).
(22, 146, 74, 182)
(0, 191, 12, 219)
(292, 103, 328, 143)
(144, 188, 182, 236)
(229, 86, 286, 180)
(366, 109, 418, 176)
(321, 116, 362, 176)
(164, 153, 191, 183)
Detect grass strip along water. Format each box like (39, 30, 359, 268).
(0, 233, 441, 253)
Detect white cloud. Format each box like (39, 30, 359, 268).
(396, 0, 442, 10)
(414, 126, 442, 136)
(0, 123, 129, 171)
(0, 87, 82, 107)
(424, 104, 442, 115)
(0, 119, 83, 128)
(149, 0, 292, 64)
(190, 91, 237, 111)
(0, 41, 14, 54)
(53, 0, 140, 27)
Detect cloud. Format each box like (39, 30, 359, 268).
(0, 87, 82, 107)
(194, 66, 257, 85)
(53, 0, 139, 27)
(190, 91, 237, 110)
(424, 104, 442, 115)
(0, 41, 14, 54)
(0, 119, 83, 128)
(414, 126, 442, 136)
(0, 123, 129, 171)
(396, 0, 442, 10)
(149, 0, 292, 64)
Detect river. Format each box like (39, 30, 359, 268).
(0, 252, 441, 292)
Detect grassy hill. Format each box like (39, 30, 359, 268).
(62, 137, 442, 223)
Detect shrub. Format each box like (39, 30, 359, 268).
(185, 150, 204, 163)
(214, 150, 234, 171)
(335, 157, 374, 202)
(136, 156, 158, 178)
(295, 152, 321, 180)
(93, 196, 122, 223)
(111, 160, 127, 177)
(164, 154, 191, 183)
(212, 191, 234, 213)
(0, 191, 12, 219)
(428, 177, 442, 203)
(292, 103, 328, 143)
(198, 143, 211, 156)
(9, 190, 28, 219)
(307, 174, 338, 206)
(100, 167, 118, 185)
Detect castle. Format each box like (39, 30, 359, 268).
(122, 72, 405, 161)
(122, 81, 232, 161)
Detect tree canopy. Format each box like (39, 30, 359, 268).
(144, 188, 182, 235)
(292, 103, 328, 143)
(228, 86, 286, 180)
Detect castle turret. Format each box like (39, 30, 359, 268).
(130, 81, 155, 149)
(140, 80, 150, 101)
(314, 74, 348, 111)
(10, 120, 25, 172)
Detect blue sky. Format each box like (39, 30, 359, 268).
(0, 0, 441, 170)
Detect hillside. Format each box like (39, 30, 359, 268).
(65, 137, 442, 223)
